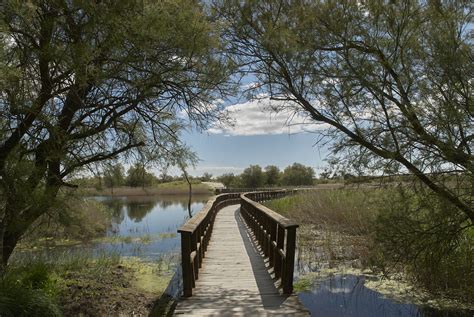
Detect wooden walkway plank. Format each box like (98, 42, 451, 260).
(174, 205, 308, 316)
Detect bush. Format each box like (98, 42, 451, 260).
(373, 188, 474, 302)
(0, 262, 62, 317)
(267, 187, 474, 302)
(23, 197, 112, 243)
(0, 284, 61, 317)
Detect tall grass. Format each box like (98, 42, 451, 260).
(265, 187, 474, 303)
(266, 189, 383, 235)
(1, 261, 61, 316)
(265, 189, 383, 270)
(1, 251, 121, 316)
(80, 181, 213, 196)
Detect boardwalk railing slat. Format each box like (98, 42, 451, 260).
(177, 189, 299, 297)
(240, 190, 299, 294)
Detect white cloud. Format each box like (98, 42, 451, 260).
(190, 165, 245, 177)
(207, 98, 327, 136)
(155, 165, 245, 177)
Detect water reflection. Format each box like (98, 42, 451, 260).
(295, 241, 473, 317)
(300, 275, 413, 316)
(87, 194, 210, 259)
(298, 274, 471, 317)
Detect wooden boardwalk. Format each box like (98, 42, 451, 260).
(174, 204, 309, 316)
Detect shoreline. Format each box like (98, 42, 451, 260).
(78, 185, 214, 197)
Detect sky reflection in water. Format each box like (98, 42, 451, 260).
(298, 274, 471, 317)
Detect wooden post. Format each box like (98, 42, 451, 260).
(263, 216, 269, 257)
(191, 233, 199, 280)
(275, 224, 285, 279)
(180, 230, 193, 297)
(269, 221, 276, 267)
(283, 225, 298, 294)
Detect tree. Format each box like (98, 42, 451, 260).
(159, 173, 174, 183)
(125, 164, 157, 188)
(241, 165, 264, 188)
(172, 145, 199, 217)
(201, 172, 213, 182)
(0, 0, 231, 267)
(216, 0, 473, 222)
(217, 173, 236, 188)
(103, 163, 125, 192)
(264, 165, 280, 186)
(281, 163, 314, 186)
(230, 175, 243, 188)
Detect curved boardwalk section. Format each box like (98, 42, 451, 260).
(174, 205, 308, 316)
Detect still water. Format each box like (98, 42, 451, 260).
(297, 274, 470, 317)
(91, 195, 209, 259)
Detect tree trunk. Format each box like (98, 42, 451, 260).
(183, 171, 193, 218)
(1, 231, 19, 268)
(0, 184, 60, 267)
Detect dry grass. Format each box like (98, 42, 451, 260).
(266, 188, 383, 236)
(264, 188, 385, 270)
(266, 188, 474, 304)
(80, 181, 213, 196)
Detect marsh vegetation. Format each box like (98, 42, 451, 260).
(2, 193, 210, 316)
(1, 252, 177, 316)
(265, 187, 473, 315)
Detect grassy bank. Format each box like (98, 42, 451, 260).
(79, 180, 213, 196)
(17, 197, 114, 253)
(0, 253, 177, 316)
(265, 188, 474, 309)
(17, 232, 178, 253)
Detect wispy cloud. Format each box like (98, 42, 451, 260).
(190, 165, 245, 176)
(207, 97, 326, 136)
(157, 165, 245, 177)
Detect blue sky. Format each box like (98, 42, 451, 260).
(173, 95, 332, 177)
(182, 131, 329, 177)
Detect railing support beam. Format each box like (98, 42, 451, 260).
(180, 231, 193, 297)
(283, 225, 297, 294)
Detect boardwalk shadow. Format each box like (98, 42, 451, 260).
(233, 207, 290, 309)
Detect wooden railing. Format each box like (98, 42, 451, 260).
(240, 190, 298, 294)
(215, 186, 314, 194)
(178, 193, 240, 297)
(178, 190, 299, 297)
(215, 187, 279, 194)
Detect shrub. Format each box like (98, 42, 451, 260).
(267, 187, 473, 302)
(0, 262, 62, 317)
(373, 188, 473, 302)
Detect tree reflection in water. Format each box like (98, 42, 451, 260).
(95, 195, 210, 236)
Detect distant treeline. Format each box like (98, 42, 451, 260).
(73, 162, 320, 189)
(72, 162, 451, 190)
(216, 163, 315, 188)
(72, 163, 200, 189)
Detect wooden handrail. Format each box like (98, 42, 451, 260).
(178, 190, 299, 297)
(240, 190, 298, 294)
(215, 186, 314, 194)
